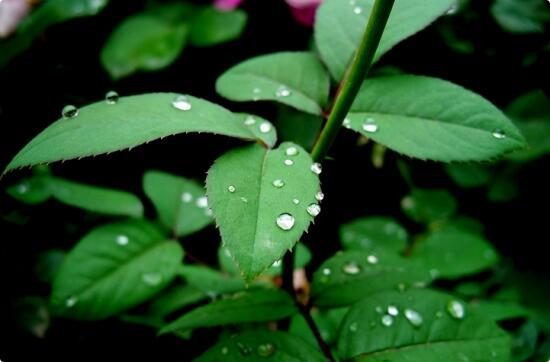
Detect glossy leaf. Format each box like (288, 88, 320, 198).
(340, 216, 408, 253)
(206, 142, 321, 280)
(346, 75, 526, 161)
(51, 220, 183, 320)
(143, 170, 212, 237)
(410, 227, 499, 279)
(315, 0, 454, 80)
(338, 288, 511, 361)
(195, 329, 327, 362)
(236, 113, 278, 149)
(311, 250, 431, 307)
(178, 265, 246, 297)
(216, 52, 330, 115)
(148, 284, 206, 318)
(4, 93, 262, 173)
(290, 307, 349, 347)
(470, 300, 531, 322)
(401, 188, 457, 224)
(160, 289, 296, 334)
(190, 7, 247, 47)
(274, 106, 323, 150)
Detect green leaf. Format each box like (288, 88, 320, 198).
(340, 217, 408, 253)
(216, 52, 330, 115)
(445, 163, 492, 189)
(346, 75, 526, 162)
(401, 188, 457, 224)
(274, 106, 323, 151)
(512, 321, 539, 362)
(5, 93, 263, 173)
(337, 288, 511, 361)
(195, 329, 327, 362)
(101, 13, 188, 79)
(160, 289, 296, 334)
(311, 250, 431, 308)
(6, 176, 51, 204)
(178, 265, 246, 297)
(491, 0, 550, 34)
(206, 142, 321, 280)
(315, 0, 454, 80)
(290, 307, 349, 347)
(236, 113, 278, 149)
(51, 220, 183, 320)
(148, 284, 206, 318)
(189, 7, 247, 47)
(143, 170, 212, 237)
(410, 227, 499, 280)
(470, 300, 531, 322)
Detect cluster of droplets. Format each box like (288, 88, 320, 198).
(243, 116, 273, 135)
(62, 91, 121, 119)
(227, 341, 276, 357)
(180, 190, 212, 216)
(320, 254, 380, 284)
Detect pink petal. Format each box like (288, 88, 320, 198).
(0, 0, 31, 38)
(288, 4, 320, 27)
(214, 0, 244, 11)
(285, 0, 323, 8)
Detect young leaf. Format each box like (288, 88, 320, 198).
(178, 265, 246, 297)
(345, 75, 526, 162)
(160, 289, 296, 334)
(189, 7, 247, 47)
(340, 216, 408, 253)
(410, 227, 499, 280)
(337, 288, 511, 361)
(236, 113, 278, 149)
(143, 170, 212, 237)
(5, 93, 262, 173)
(311, 250, 431, 308)
(51, 220, 183, 320)
(195, 329, 327, 362)
(6, 176, 51, 205)
(216, 52, 330, 115)
(315, 0, 455, 80)
(206, 142, 321, 280)
(401, 188, 457, 224)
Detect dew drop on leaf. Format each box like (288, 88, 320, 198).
(387, 305, 399, 316)
(353, 6, 363, 14)
(105, 91, 119, 105)
(142, 273, 163, 286)
(362, 118, 378, 133)
(257, 343, 276, 357)
(65, 296, 78, 308)
(228, 185, 236, 193)
(253, 87, 261, 101)
(196, 196, 208, 208)
(446, 300, 465, 319)
(292, 198, 300, 205)
(272, 179, 285, 188)
(244, 116, 256, 126)
(181, 192, 193, 203)
(404, 308, 423, 328)
(259, 122, 272, 134)
(343, 117, 352, 128)
(285, 146, 298, 156)
(276, 213, 295, 231)
(315, 191, 324, 201)
(367, 255, 379, 264)
(16, 182, 29, 194)
(349, 322, 358, 332)
(171, 95, 192, 111)
(221, 346, 229, 355)
(322, 267, 332, 276)
(375, 306, 383, 314)
(116, 234, 129, 246)
(492, 129, 506, 139)
(275, 85, 291, 97)
(284, 159, 294, 166)
(307, 203, 321, 217)
(310, 162, 322, 175)
(381, 314, 394, 327)
(342, 261, 361, 275)
(62, 105, 79, 119)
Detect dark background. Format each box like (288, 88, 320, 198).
(0, 0, 549, 360)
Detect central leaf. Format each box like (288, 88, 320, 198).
(206, 142, 321, 280)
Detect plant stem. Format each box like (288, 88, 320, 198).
(310, 0, 395, 162)
(298, 304, 336, 362)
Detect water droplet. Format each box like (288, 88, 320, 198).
(116, 235, 129, 246)
(237, 342, 252, 356)
(343, 118, 352, 128)
(387, 305, 399, 316)
(350, 0, 356, 5)
(307, 203, 321, 217)
(244, 116, 256, 126)
(397, 283, 406, 292)
(228, 185, 236, 193)
(315, 191, 324, 201)
(181, 192, 193, 203)
(342, 261, 361, 275)
(257, 343, 276, 357)
(171, 95, 192, 111)
(310, 163, 322, 175)
(381, 314, 394, 326)
(65, 296, 78, 308)
(240, 197, 248, 203)
(430, 269, 440, 279)
(285, 147, 298, 156)
(367, 255, 379, 264)
(204, 208, 213, 216)
(62, 105, 79, 119)
(276, 213, 295, 231)
(105, 91, 119, 104)
(292, 198, 300, 205)
(272, 259, 282, 267)
(446, 300, 465, 319)
(259, 122, 272, 134)
(404, 308, 423, 328)
(349, 322, 358, 332)
(446, 2, 458, 15)
(353, 6, 363, 14)
(16, 182, 29, 194)
(253, 88, 261, 101)
(361, 118, 378, 133)
(435, 311, 444, 318)
(142, 273, 163, 286)
(221, 346, 229, 355)
(322, 267, 331, 276)
(275, 85, 291, 97)
(196, 196, 208, 208)
(375, 306, 383, 314)
(492, 129, 506, 139)
(284, 159, 294, 166)
(272, 179, 285, 188)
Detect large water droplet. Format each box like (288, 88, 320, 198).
(257, 343, 276, 357)
(105, 91, 119, 105)
(362, 118, 378, 133)
(116, 235, 129, 246)
(284, 159, 294, 166)
(276, 213, 295, 230)
(446, 300, 465, 319)
(172, 95, 192, 111)
(404, 308, 423, 328)
(275, 85, 291, 97)
(285, 146, 298, 156)
(259, 122, 272, 134)
(311, 163, 322, 175)
(307, 203, 321, 217)
(181, 192, 193, 203)
(142, 273, 163, 286)
(315, 191, 324, 201)
(62, 105, 79, 119)
(272, 179, 285, 188)
(387, 305, 399, 316)
(381, 314, 394, 326)
(196, 196, 208, 208)
(342, 261, 361, 275)
(65, 296, 78, 308)
(244, 116, 256, 126)
(349, 322, 358, 332)
(228, 185, 236, 193)
(367, 255, 379, 264)
(353, 6, 363, 14)
(292, 198, 300, 205)
(492, 129, 506, 139)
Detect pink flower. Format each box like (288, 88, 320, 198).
(214, 0, 243, 11)
(0, 0, 31, 38)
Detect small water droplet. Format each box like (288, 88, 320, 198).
(275, 85, 291, 97)
(397, 283, 406, 292)
(240, 197, 248, 203)
(244, 116, 256, 126)
(237, 342, 252, 356)
(362, 118, 378, 133)
(253, 88, 261, 101)
(430, 269, 440, 279)
(181, 192, 193, 203)
(272, 259, 282, 267)
(310, 163, 322, 175)
(350, 0, 356, 5)
(272, 179, 285, 188)
(105, 91, 119, 104)
(404, 308, 423, 328)
(16, 182, 29, 194)
(367, 255, 379, 264)
(259, 122, 272, 133)
(307, 203, 321, 217)
(196, 196, 208, 208)
(284, 159, 294, 166)
(204, 208, 213, 217)
(353, 6, 363, 14)
(65, 296, 78, 308)
(62, 105, 79, 119)
(315, 191, 324, 201)
(292, 198, 300, 205)
(276, 213, 295, 230)
(142, 273, 163, 286)
(387, 305, 399, 316)
(375, 306, 383, 314)
(446, 300, 465, 319)
(116, 235, 129, 246)
(171, 95, 192, 111)
(228, 185, 236, 193)
(343, 117, 352, 128)
(221, 346, 229, 355)
(446, 2, 458, 15)
(285, 147, 298, 156)
(492, 129, 506, 139)
(257, 343, 276, 357)
(322, 267, 331, 276)
(381, 314, 394, 326)
(349, 322, 358, 332)
(435, 311, 444, 318)
(342, 261, 361, 275)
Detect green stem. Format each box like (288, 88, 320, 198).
(310, 0, 395, 162)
